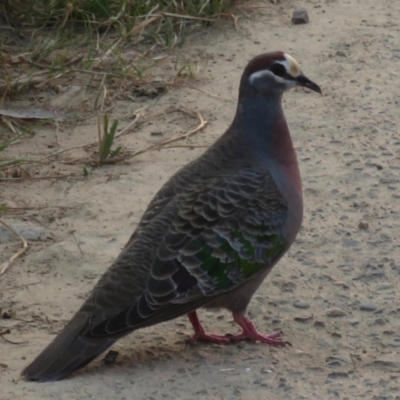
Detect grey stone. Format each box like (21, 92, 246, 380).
(376, 284, 393, 291)
(326, 308, 347, 317)
(373, 359, 400, 369)
(358, 221, 369, 230)
(314, 320, 326, 328)
(292, 9, 309, 25)
(359, 303, 377, 312)
(293, 300, 310, 309)
(327, 372, 349, 379)
(0, 222, 52, 243)
(294, 314, 313, 323)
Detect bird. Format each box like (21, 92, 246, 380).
(22, 51, 321, 382)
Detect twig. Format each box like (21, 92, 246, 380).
(114, 112, 143, 138)
(160, 12, 215, 22)
(165, 107, 207, 143)
(97, 114, 102, 166)
(55, 118, 61, 147)
(129, 106, 208, 157)
(0, 219, 28, 275)
(0, 71, 48, 90)
(21, 55, 83, 70)
(0, 329, 28, 345)
(94, 15, 160, 67)
(39, 145, 93, 161)
(0, 174, 78, 181)
(184, 81, 234, 102)
(20, 56, 126, 78)
(1, 116, 18, 134)
(231, 13, 241, 33)
(4, 280, 42, 292)
(38, 106, 207, 166)
(39, 107, 147, 162)
(4, 206, 75, 212)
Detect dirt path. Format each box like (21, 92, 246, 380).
(2, 0, 400, 398)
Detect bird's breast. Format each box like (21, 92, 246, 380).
(267, 158, 303, 243)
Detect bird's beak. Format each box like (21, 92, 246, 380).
(295, 74, 322, 94)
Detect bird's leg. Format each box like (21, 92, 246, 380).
(227, 314, 288, 347)
(187, 311, 230, 345)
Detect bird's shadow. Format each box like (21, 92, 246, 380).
(72, 334, 234, 381)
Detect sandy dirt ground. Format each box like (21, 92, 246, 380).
(2, 0, 400, 398)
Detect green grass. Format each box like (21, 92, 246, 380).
(1, 1, 232, 36)
(97, 114, 122, 164)
(0, 0, 236, 100)
(0, 131, 29, 171)
(0, 0, 237, 181)
(0, 120, 52, 173)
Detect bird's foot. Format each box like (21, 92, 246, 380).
(187, 311, 230, 345)
(226, 329, 285, 346)
(188, 332, 230, 345)
(186, 311, 290, 347)
(228, 314, 289, 347)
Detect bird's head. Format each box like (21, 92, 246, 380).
(240, 52, 321, 97)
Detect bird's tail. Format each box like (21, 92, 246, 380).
(21, 313, 115, 382)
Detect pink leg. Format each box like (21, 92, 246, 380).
(187, 311, 230, 345)
(227, 314, 288, 347)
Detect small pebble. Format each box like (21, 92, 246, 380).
(1, 310, 13, 319)
(359, 303, 377, 312)
(314, 320, 326, 328)
(326, 356, 351, 365)
(327, 372, 349, 379)
(373, 359, 400, 369)
(261, 367, 273, 374)
(358, 221, 369, 230)
(292, 9, 309, 24)
(376, 284, 393, 291)
(348, 319, 359, 326)
(103, 350, 119, 365)
(293, 300, 310, 309)
(294, 315, 313, 323)
(0, 223, 51, 243)
(374, 318, 386, 326)
(326, 308, 347, 317)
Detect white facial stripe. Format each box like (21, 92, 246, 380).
(249, 69, 288, 85)
(278, 54, 301, 78)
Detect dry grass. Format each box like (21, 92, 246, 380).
(0, 0, 239, 216)
(0, 0, 237, 154)
(0, 0, 236, 100)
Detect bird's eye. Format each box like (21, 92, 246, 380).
(271, 63, 286, 76)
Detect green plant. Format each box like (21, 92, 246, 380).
(0, 131, 29, 170)
(97, 114, 123, 165)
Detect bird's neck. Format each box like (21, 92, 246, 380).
(231, 93, 302, 196)
(234, 94, 293, 162)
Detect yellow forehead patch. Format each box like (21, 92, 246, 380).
(283, 53, 301, 77)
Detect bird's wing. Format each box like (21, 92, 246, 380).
(80, 166, 289, 338)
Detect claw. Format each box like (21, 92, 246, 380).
(187, 312, 230, 345)
(231, 314, 287, 347)
(187, 332, 230, 346)
(186, 311, 289, 348)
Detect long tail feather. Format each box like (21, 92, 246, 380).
(21, 314, 115, 382)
